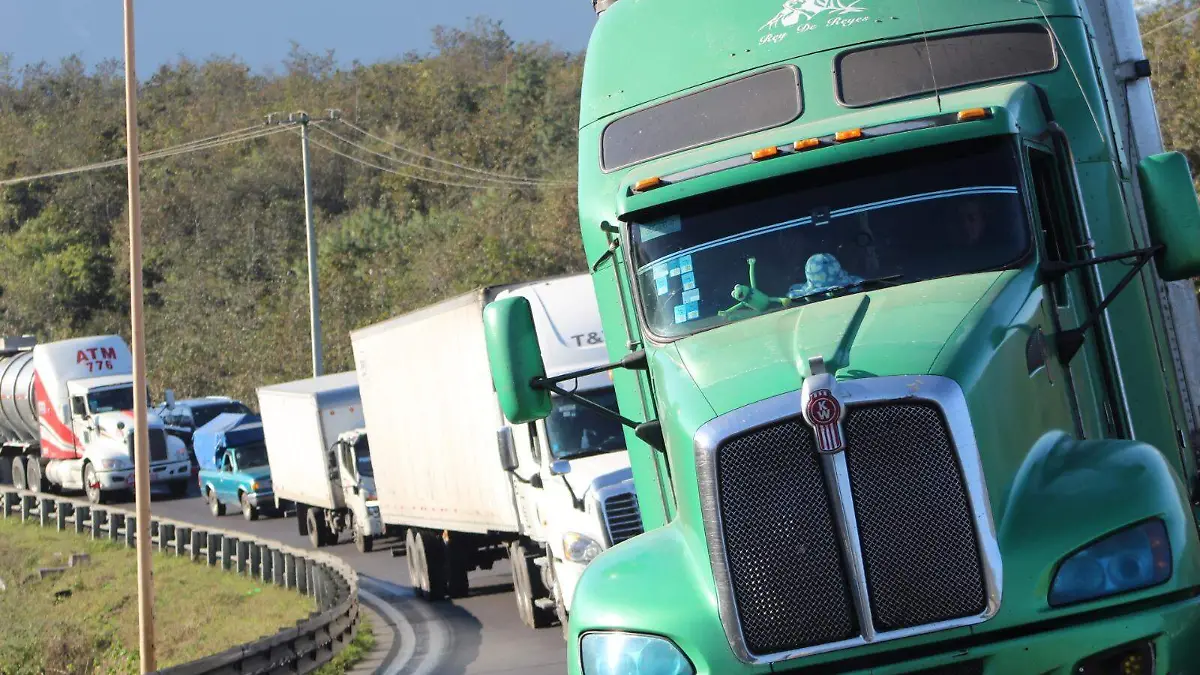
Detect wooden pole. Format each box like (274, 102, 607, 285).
(121, 0, 156, 670)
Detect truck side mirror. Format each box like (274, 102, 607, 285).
(165, 389, 176, 409)
(483, 297, 552, 424)
(1138, 151, 1200, 281)
(550, 460, 572, 476)
(496, 428, 519, 472)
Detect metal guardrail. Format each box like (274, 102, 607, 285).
(0, 489, 360, 675)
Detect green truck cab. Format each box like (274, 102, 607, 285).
(488, 0, 1200, 672)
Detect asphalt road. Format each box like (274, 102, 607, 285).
(147, 484, 569, 675)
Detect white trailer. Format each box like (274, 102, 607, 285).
(352, 273, 643, 632)
(258, 372, 384, 552)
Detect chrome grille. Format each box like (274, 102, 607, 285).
(717, 419, 857, 654)
(844, 403, 986, 631)
(130, 429, 169, 463)
(603, 492, 644, 545)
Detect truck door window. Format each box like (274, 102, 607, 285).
(1027, 148, 1074, 306)
(222, 453, 233, 472)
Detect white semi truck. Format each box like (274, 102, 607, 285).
(258, 372, 385, 553)
(0, 334, 192, 503)
(351, 273, 643, 632)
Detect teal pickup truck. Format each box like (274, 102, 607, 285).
(195, 413, 275, 521)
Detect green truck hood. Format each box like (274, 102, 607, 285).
(674, 273, 1003, 416)
(240, 466, 271, 483)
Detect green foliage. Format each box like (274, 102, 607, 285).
(312, 617, 376, 675)
(0, 19, 584, 403)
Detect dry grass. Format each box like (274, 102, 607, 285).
(0, 517, 315, 674)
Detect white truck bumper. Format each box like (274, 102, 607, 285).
(100, 461, 191, 489)
(556, 558, 589, 614)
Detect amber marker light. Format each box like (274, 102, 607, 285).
(835, 128, 864, 142)
(633, 176, 663, 193)
(751, 146, 780, 161)
(793, 138, 820, 151)
(957, 108, 988, 122)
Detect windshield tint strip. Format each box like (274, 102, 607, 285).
(601, 66, 803, 171)
(636, 186, 1018, 274)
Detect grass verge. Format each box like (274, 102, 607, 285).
(313, 616, 376, 675)
(0, 516, 315, 674)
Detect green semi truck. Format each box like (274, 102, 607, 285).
(487, 0, 1200, 672)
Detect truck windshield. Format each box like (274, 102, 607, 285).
(234, 445, 268, 470)
(629, 137, 1031, 338)
(193, 402, 251, 428)
(545, 388, 626, 460)
(88, 386, 134, 414)
(353, 435, 374, 478)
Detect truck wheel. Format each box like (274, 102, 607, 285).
(353, 523, 373, 553)
(405, 529, 426, 596)
(25, 459, 46, 494)
(510, 542, 553, 629)
(207, 488, 226, 517)
(240, 493, 258, 522)
(83, 463, 105, 505)
(548, 557, 569, 639)
(297, 504, 309, 537)
(412, 531, 448, 601)
(307, 508, 332, 547)
(11, 456, 26, 491)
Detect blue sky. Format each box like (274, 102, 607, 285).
(1, 1, 598, 75)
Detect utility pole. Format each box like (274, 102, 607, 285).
(121, 0, 156, 671)
(297, 111, 323, 377)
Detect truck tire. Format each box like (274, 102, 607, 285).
(307, 508, 333, 547)
(548, 556, 569, 639)
(25, 458, 47, 493)
(405, 529, 426, 595)
(240, 493, 258, 522)
(411, 531, 448, 601)
(353, 524, 373, 553)
(207, 488, 226, 517)
(11, 456, 25, 491)
(510, 542, 553, 629)
(297, 504, 309, 537)
(83, 463, 106, 505)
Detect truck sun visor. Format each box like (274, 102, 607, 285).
(601, 66, 802, 171)
(836, 24, 1057, 108)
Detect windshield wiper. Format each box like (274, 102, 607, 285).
(792, 274, 904, 302)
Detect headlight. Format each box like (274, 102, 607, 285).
(563, 532, 604, 564)
(1049, 519, 1171, 607)
(367, 506, 381, 517)
(581, 632, 694, 675)
(174, 447, 189, 460)
(100, 458, 129, 470)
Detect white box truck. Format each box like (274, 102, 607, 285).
(257, 372, 385, 553)
(352, 273, 643, 632)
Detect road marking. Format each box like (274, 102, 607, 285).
(359, 586, 415, 675)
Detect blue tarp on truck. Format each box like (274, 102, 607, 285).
(193, 412, 264, 471)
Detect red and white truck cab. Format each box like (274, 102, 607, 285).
(0, 335, 192, 503)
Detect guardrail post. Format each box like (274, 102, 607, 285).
(20, 495, 35, 522)
(150, 520, 160, 547)
(1, 491, 16, 518)
(92, 509, 108, 540)
(284, 553, 297, 589)
(249, 542, 261, 577)
(174, 525, 188, 556)
(221, 537, 236, 571)
(38, 498, 52, 527)
(272, 550, 285, 587)
(159, 523, 174, 553)
(236, 540, 251, 575)
(261, 545, 274, 583)
(296, 557, 308, 595)
(190, 530, 205, 562)
(74, 505, 89, 535)
(111, 512, 126, 543)
(124, 515, 136, 548)
(56, 502, 69, 531)
(207, 533, 221, 567)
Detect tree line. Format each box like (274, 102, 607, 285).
(0, 11, 1198, 404)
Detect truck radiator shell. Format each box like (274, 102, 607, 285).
(602, 492, 644, 546)
(129, 429, 169, 463)
(714, 403, 985, 656)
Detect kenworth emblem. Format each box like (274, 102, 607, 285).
(802, 356, 847, 455)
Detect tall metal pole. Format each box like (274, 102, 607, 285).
(121, 0, 156, 671)
(299, 112, 324, 377)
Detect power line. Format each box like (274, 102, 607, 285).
(304, 133, 502, 190)
(0, 125, 293, 187)
(336, 119, 574, 186)
(312, 124, 568, 188)
(1144, 5, 1200, 38)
